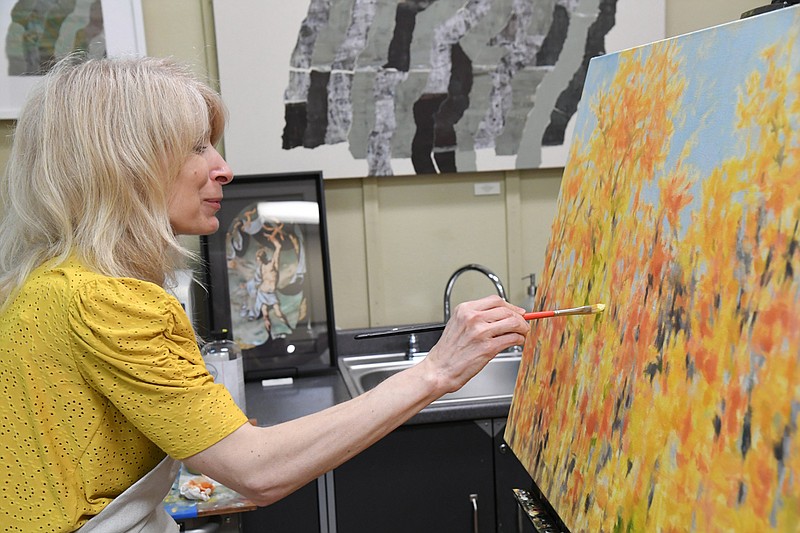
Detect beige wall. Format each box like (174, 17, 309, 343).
(665, 0, 757, 35)
(0, 0, 764, 328)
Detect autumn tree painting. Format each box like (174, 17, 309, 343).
(506, 9, 800, 532)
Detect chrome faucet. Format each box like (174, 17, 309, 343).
(443, 264, 508, 322)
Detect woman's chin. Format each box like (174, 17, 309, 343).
(172, 218, 220, 236)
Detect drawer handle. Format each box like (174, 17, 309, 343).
(470, 493, 479, 533)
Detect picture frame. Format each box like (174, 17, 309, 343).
(0, 0, 147, 119)
(200, 172, 337, 380)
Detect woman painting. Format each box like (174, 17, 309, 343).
(0, 56, 529, 531)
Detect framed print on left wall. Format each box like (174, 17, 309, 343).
(0, 0, 146, 119)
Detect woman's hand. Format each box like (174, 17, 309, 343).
(421, 295, 529, 395)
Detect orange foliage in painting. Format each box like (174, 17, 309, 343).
(506, 20, 800, 533)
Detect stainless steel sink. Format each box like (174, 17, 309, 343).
(338, 351, 521, 406)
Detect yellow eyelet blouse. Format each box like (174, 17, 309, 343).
(0, 257, 248, 531)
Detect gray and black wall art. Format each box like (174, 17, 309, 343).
(214, 0, 665, 178)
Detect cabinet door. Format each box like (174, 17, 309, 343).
(242, 479, 321, 533)
(492, 419, 537, 533)
(334, 420, 496, 533)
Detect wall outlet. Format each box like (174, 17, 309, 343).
(474, 182, 501, 196)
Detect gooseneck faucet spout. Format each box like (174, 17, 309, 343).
(443, 264, 508, 322)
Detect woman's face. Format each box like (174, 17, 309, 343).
(168, 143, 233, 235)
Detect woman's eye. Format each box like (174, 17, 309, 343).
(193, 141, 210, 154)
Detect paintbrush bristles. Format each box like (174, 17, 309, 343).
(553, 303, 606, 316)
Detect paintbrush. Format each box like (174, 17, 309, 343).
(354, 303, 606, 339)
(522, 303, 605, 320)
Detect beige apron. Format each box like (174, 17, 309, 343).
(79, 456, 181, 533)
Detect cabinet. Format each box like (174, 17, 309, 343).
(333, 418, 535, 533)
(241, 479, 325, 532)
(240, 418, 539, 533)
(492, 419, 537, 533)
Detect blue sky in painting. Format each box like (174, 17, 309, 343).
(569, 7, 799, 235)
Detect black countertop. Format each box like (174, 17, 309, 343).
(244, 371, 351, 426)
(244, 327, 514, 428)
(244, 369, 513, 427)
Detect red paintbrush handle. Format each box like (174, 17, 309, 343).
(523, 310, 556, 320)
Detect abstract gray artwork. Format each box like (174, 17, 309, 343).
(213, 0, 665, 178)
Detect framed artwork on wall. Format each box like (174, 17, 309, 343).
(212, 0, 665, 178)
(201, 172, 337, 380)
(0, 0, 146, 119)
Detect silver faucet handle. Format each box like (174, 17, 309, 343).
(443, 264, 508, 322)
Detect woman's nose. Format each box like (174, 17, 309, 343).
(210, 146, 234, 184)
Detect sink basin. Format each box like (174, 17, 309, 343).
(338, 351, 521, 406)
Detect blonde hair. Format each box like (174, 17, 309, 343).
(0, 55, 226, 307)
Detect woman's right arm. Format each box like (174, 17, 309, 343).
(182, 295, 529, 506)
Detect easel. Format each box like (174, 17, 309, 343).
(512, 487, 569, 533)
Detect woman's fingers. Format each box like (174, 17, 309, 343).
(446, 295, 528, 340)
(424, 295, 530, 393)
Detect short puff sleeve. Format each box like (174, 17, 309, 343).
(68, 277, 248, 459)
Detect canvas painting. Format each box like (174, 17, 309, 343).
(506, 7, 800, 532)
(213, 0, 664, 178)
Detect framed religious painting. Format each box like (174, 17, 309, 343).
(201, 172, 337, 379)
